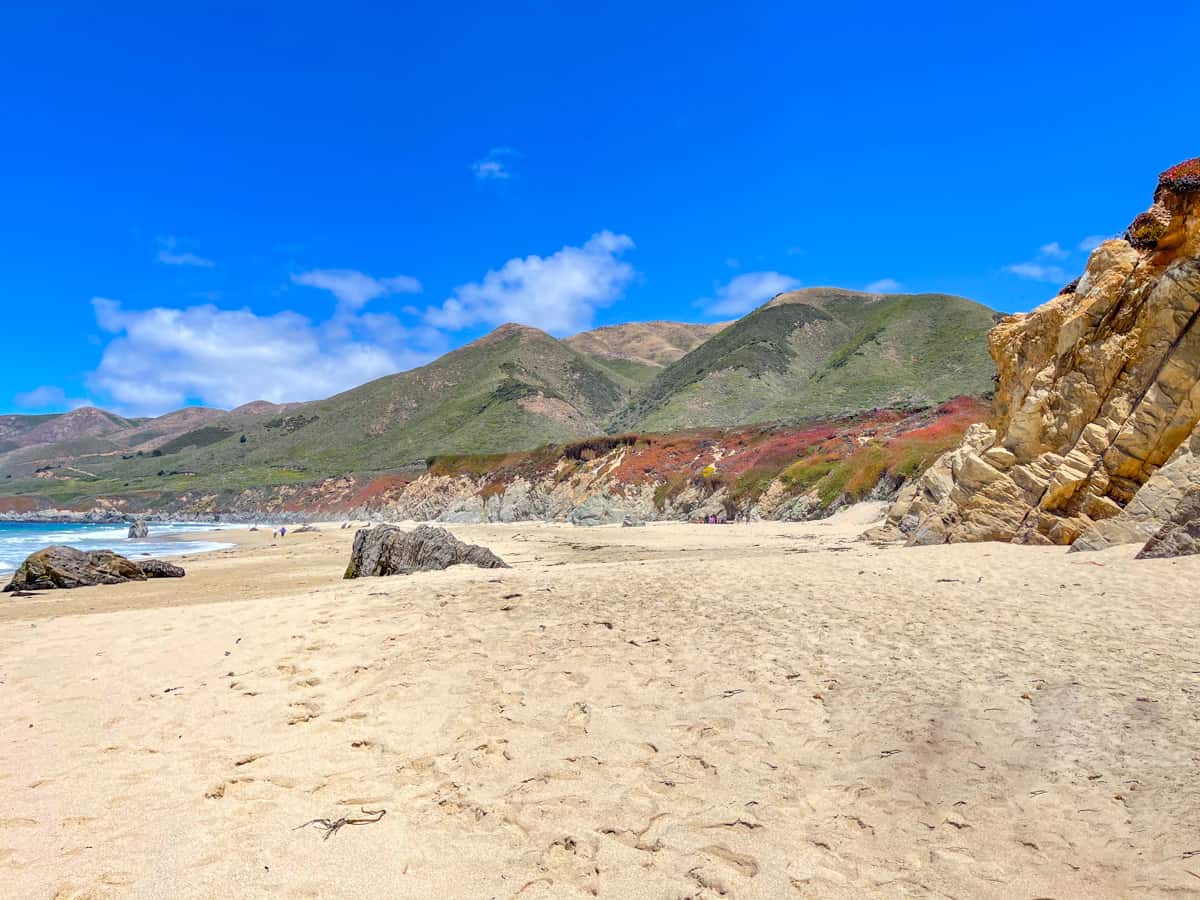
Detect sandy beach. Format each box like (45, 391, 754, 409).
(1, 509, 1198, 899)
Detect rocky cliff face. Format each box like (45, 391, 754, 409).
(887, 158, 1200, 545)
(27, 401, 984, 527)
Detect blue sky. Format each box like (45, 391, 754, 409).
(2, 2, 1197, 415)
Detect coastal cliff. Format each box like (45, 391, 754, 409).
(885, 158, 1200, 546)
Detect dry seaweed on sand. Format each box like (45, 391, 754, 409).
(293, 807, 386, 840)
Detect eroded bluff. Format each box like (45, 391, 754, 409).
(886, 158, 1200, 546)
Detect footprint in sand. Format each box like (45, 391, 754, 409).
(204, 777, 257, 800)
(701, 843, 760, 877)
(564, 701, 591, 733)
(538, 835, 600, 891)
(287, 701, 321, 725)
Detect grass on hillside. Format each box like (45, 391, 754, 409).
(624, 292, 997, 433)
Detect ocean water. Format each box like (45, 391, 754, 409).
(0, 521, 237, 573)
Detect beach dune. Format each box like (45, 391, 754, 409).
(1, 512, 1197, 898)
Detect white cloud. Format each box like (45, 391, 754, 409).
(290, 268, 421, 311)
(473, 160, 508, 180)
(1005, 241, 1077, 283)
(701, 271, 802, 317)
(426, 231, 635, 335)
(13, 385, 90, 411)
(865, 277, 903, 293)
(472, 146, 518, 181)
(87, 297, 444, 415)
(1005, 262, 1067, 283)
(1078, 235, 1109, 252)
(157, 236, 215, 268)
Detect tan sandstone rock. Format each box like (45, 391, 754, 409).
(886, 157, 1200, 545)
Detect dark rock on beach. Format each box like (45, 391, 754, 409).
(344, 524, 509, 579)
(3, 546, 185, 592)
(1136, 488, 1200, 560)
(138, 558, 186, 579)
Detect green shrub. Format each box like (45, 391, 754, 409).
(842, 444, 889, 497)
(156, 426, 236, 455)
(653, 473, 689, 511)
(780, 458, 836, 490)
(426, 453, 512, 478)
(816, 462, 854, 507)
(728, 465, 781, 505)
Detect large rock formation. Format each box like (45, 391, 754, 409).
(344, 525, 509, 578)
(4, 546, 186, 592)
(1071, 423, 1200, 550)
(887, 158, 1200, 545)
(128, 519, 149, 538)
(1135, 487, 1200, 559)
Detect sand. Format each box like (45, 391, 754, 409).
(1, 508, 1198, 898)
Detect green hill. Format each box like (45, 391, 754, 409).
(0, 300, 999, 509)
(0, 323, 638, 502)
(615, 288, 999, 431)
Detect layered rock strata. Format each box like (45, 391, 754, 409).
(887, 158, 1200, 545)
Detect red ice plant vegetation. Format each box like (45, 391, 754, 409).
(1159, 157, 1200, 193)
(419, 397, 990, 513)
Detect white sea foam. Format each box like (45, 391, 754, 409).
(0, 522, 239, 574)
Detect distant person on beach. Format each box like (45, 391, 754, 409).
(280, 526, 287, 538)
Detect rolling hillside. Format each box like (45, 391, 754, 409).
(0, 301, 999, 511)
(0, 323, 641, 505)
(615, 289, 999, 431)
(565, 320, 728, 367)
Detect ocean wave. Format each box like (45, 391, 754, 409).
(0, 523, 238, 575)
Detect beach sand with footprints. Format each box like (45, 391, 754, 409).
(1, 507, 1198, 898)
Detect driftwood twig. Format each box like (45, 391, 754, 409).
(294, 807, 387, 840)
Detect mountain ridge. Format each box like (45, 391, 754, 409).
(616, 288, 999, 431)
(0, 302, 998, 510)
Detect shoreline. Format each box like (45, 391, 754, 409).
(0, 521, 245, 581)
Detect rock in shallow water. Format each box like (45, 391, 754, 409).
(3, 546, 186, 592)
(127, 519, 149, 538)
(344, 524, 509, 578)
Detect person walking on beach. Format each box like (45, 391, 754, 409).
(280, 526, 287, 538)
